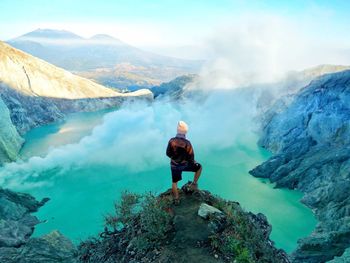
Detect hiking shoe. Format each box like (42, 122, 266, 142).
(190, 182, 198, 190)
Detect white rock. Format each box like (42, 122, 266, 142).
(198, 203, 223, 219)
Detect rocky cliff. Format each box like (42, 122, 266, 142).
(256, 64, 350, 114)
(0, 41, 152, 164)
(0, 97, 23, 163)
(250, 70, 350, 262)
(0, 187, 77, 263)
(78, 182, 289, 263)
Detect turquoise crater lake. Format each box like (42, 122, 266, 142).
(15, 107, 316, 254)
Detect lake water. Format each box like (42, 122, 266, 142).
(18, 108, 316, 253)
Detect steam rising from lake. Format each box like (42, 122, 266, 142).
(0, 89, 257, 189)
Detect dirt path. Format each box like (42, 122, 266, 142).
(159, 193, 223, 263)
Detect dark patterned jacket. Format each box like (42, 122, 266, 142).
(166, 134, 194, 167)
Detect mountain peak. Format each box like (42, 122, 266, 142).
(15, 29, 83, 40)
(90, 34, 118, 41)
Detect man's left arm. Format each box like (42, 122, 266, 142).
(166, 140, 173, 158)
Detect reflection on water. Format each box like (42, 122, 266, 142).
(19, 110, 316, 253)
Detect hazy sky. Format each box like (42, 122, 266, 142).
(1, 0, 349, 44)
(1, 0, 350, 62)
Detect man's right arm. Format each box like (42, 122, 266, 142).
(187, 142, 194, 163)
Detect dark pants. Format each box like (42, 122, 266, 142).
(171, 162, 202, 183)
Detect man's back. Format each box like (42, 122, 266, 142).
(166, 121, 202, 204)
(166, 136, 194, 166)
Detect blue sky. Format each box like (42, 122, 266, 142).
(1, 0, 350, 65)
(1, 0, 349, 44)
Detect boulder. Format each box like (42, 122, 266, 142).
(0, 188, 48, 247)
(198, 203, 223, 219)
(0, 230, 77, 263)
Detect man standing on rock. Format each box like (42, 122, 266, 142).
(166, 121, 202, 205)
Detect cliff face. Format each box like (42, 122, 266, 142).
(0, 97, 23, 165)
(250, 70, 350, 262)
(0, 41, 152, 164)
(255, 65, 350, 114)
(0, 188, 48, 247)
(0, 187, 76, 263)
(0, 83, 64, 135)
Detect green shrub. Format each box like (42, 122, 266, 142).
(140, 193, 172, 241)
(103, 191, 172, 252)
(104, 191, 140, 230)
(236, 247, 254, 263)
(210, 233, 254, 262)
(116, 191, 140, 225)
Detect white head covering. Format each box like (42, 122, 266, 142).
(177, 121, 188, 134)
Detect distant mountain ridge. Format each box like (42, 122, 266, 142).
(8, 29, 202, 90)
(8, 29, 202, 71)
(18, 28, 83, 40)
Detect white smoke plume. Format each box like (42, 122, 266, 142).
(0, 90, 257, 189)
(194, 14, 350, 90)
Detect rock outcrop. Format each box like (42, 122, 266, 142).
(0, 231, 77, 263)
(198, 203, 224, 219)
(0, 187, 47, 247)
(0, 187, 77, 262)
(250, 70, 350, 262)
(151, 74, 198, 99)
(328, 248, 350, 263)
(0, 41, 152, 164)
(0, 183, 289, 262)
(78, 182, 289, 263)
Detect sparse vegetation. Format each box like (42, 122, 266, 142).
(78, 186, 288, 263)
(140, 193, 173, 241)
(208, 197, 285, 263)
(78, 191, 173, 262)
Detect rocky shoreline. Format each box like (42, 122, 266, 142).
(250, 70, 350, 262)
(0, 85, 152, 165)
(0, 187, 77, 263)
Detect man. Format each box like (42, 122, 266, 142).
(166, 121, 202, 205)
